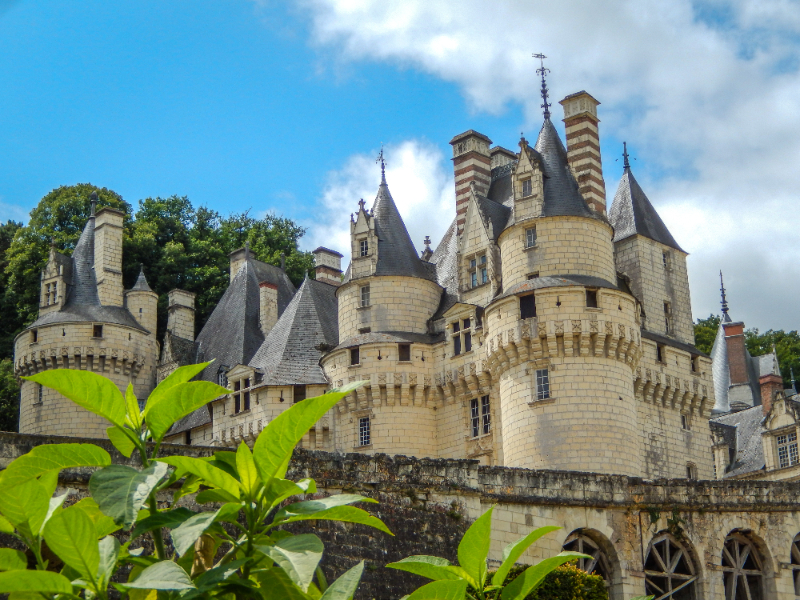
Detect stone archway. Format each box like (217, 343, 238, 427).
(790, 533, 800, 598)
(644, 533, 698, 600)
(562, 530, 612, 585)
(721, 532, 765, 600)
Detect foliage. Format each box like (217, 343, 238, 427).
(0, 364, 383, 598)
(694, 314, 800, 390)
(388, 507, 590, 600)
(486, 563, 607, 600)
(0, 359, 19, 432)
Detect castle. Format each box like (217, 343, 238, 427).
(13, 84, 800, 599)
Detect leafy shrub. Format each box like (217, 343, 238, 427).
(493, 563, 608, 600)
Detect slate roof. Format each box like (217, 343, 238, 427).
(475, 195, 511, 242)
(710, 324, 732, 413)
(534, 119, 599, 220)
(194, 256, 297, 382)
(498, 274, 619, 300)
(641, 330, 708, 358)
(710, 405, 765, 477)
(429, 219, 460, 319)
(609, 168, 683, 251)
(334, 331, 444, 351)
(130, 267, 153, 292)
(169, 405, 211, 436)
(248, 278, 339, 385)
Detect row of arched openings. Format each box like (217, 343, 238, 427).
(561, 529, 800, 600)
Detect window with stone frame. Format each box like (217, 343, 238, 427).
(777, 431, 799, 468)
(467, 254, 488, 288)
(293, 385, 307, 403)
(398, 343, 411, 362)
(681, 414, 691, 430)
(686, 463, 697, 479)
(358, 416, 371, 446)
(218, 366, 229, 388)
(451, 318, 473, 356)
(93, 324, 103, 338)
(519, 294, 536, 319)
(36, 383, 43, 405)
(644, 533, 698, 599)
(656, 344, 666, 363)
(31, 329, 38, 343)
(359, 239, 369, 257)
(662, 251, 671, 270)
(469, 395, 490, 438)
(350, 347, 360, 366)
(586, 289, 598, 308)
(521, 178, 532, 197)
(535, 368, 550, 400)
(525, 226, 537, 248)
(360, 285, 370, 307)
(664, 302, 672, 334)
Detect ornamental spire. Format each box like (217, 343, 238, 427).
(720, 271, 731, 323)
(90, 191, 97, 216)
(376, 145, 386, 184)
(532, 53, 551, 120)
(622, 142, 631, 171)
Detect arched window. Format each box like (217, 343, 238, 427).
(644, 534, 697, 599)
(722, 533, 763, 600)
(562, 531, 611, 585)
(790, 534, 800, 598)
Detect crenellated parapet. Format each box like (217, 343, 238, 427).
(634, 366, 710, 416)
(15, 343, 147, 380)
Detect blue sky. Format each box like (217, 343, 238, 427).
(2, 0, 800, 331)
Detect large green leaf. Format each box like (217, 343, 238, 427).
(88, 463, 168, 528)
(157, 456, 240, 498)
(386, 556, 471, 584)
(125, 382, 143, 430)
(264, 478, 317, 508)
(492, 526, 560, 586)
(0, 548, 26, 571)
(0, 515, 13, 534)
(0, 571, 73, 593)
(143, 362, 211, 417)
(44, 506, 100, 581)
(98, 535, 121, 585)
(130, 507, 194, 540)
(253, 382, 364, 485)
(457, 506, 493, 589)
(124, 561, 195, 590)
(40, 491, 69, 536)
(0, 478, 49, 531)
(71, 497, 121, 538)
(275, 505, 392, 535)
(171, 511, 219, 556)
(275, 495, 376, 520)
(23, 369, 125, 426)
(236, 441, 260, 498)
(107, 426, 137, 458)
(147, 381, 228, 440)
(0, 443, 111, 488)
(257, 534, 324, 593)
(319, 561, 364, 600)
(500, 552, 590, 600)
(193, 559, 249, 591)
(254, 568, 312, 600)
(405, 580, 468, 600)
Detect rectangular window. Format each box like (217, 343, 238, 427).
(470, 398, 480, 438)
(31, 330, 38, 343)
(525, 227, 537, 248)
(471, 272, 477, 288)
(522, 179, 532, 197)
(293, 385, 307, 403)
(463, 318, 470, 329)
(777, 432, 799, 468)
(52, 282, 57, 303)
(453, 335, 462, 356)
(358, 417, 371, 446)
(243, 391, 250, 411)
(218, 370, 228, 387)
(37, 383, 43, 404)
(470, 259, 476, 269)
(656, 344, 665, 363)
(453, 321, 460, 334)
(481, 395, 490, 435)
(681, 415, 690, 430)
(586, 289, 598, 308)
(45, 283, 51, 305)
(664, 302, 671, 334)
(663, 251, 670, 269)
(527, 272, 539, 280)
(358, 327, 371, 334)
(464, 332, 472, 352)
(350, 347, 360, 366)
(93, 324, 103, 338)
(185, 430, 191, 445)
(520, 295, 536, 319)
(535, 369, 550, 400)
(360, 239, 368, 256)
(691, 355, 699, 373)
(686, 464, 696, 480)
(481, 267, 487, 284)
(398, 344, 411, 362)
(137, 398, 146, 412)
(234, 394, 241, 414)
(479, 255, 486, 264)
(234, 381, 241, 392)
(360, 285, 370, 307)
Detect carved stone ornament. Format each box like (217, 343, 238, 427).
(555, 321, 564, 334)
(590, 320, 599, 333)
(572, 320, 582, 332)
(605, 321, 614, 335)
(538, 321, 547, 337)
(409, 373, 417, 385)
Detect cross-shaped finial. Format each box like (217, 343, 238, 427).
(532, 53, 551, 119)
(376, 145, 386, 183)
(358, 198, 366, 211)
(424, 235, 431, 248)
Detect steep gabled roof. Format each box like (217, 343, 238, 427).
(534, 119, 597, 219)
(475, 195, 511, 242)
(248, 278, 338, 385)
(66, 214, 100, 307)
(609, 168, 683, 251)
(372, 177, 436, 281)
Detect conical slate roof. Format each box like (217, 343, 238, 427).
(248, 278, 338, 385)
(66, 214, 100, 306)
(609, 168, 683, 251)
(710, 323, 731, 413)
(130, 267, 153, 292)
(534, 119, 596, 219)
(371, 177, 437, 281)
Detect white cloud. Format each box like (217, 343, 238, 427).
(293, 0, 800, 331)
(301, 139, 454, 266)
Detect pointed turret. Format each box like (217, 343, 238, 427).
(131, 265, 153, 292)
(608, 159, 683, 251)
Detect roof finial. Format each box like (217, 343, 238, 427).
(376, 145, 386, 184)
(90, 191, 97, 216)
(532, 53, 551, 120)
(622, 142, 631, 171)
(139, 262, 144, 274)
(720, 271, 731, 322)
(358, 198, 366, 212)
(791, 367, 796, 393)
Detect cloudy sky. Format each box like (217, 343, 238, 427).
(1, 0, 798, 331)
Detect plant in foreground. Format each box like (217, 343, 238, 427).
(0, 363, 388, 598)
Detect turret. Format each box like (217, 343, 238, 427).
(167, 289, 196, 341)
(125, 266, 158, 334)
(94, 198, 125, 306)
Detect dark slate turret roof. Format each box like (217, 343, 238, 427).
(475, 195, 511, 242)
(248, 278, 338, 385)
(609, 168, 683, 251)
(534, 119, 598, 219)
(372, 178, 437, 282)
(194, 256, 297, 382)
(130, 267, 153, 292)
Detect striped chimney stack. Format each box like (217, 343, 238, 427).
(559, 91, 606, 214)
(450, 130, 492, 235)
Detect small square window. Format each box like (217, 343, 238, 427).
(520, 295, 536, 319)
(293, 385, 307, 403)
(479, 255, 486, 264)
(93, 324, 103, 338)
(525, 227, 537, 248)
(358, 417, 371, 446)
(350, 347, 360, 366)
(586, 289, 598, 308)
(463, 318, 470, 329)
(360, 239, 369, 256)
(535, 368, 550, 400)
(398, 344, 411, 362)
(522, 179, 532, 197)
(360, 285, 370, 307)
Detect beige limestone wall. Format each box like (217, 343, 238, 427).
(337, 276, 442, 340)
(125, 290, 158, 335)
(498, 216, 616, 291)
(94, 209, 125, 307)
(15, 321, 157, 437)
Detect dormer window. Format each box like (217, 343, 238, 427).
(359, 239, 369, 257)
(468, 255, 487, 288)
(777, 432, 799, 468)
(522, 179, 532, 197)
(451, 319, 472, 356)
(217, 367, 228, 387)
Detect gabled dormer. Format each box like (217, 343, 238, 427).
(511, 135, 544, 221)
(38, 242, 72, 316)
(350, 198, 377, 280)
(459, 184, 505, 300)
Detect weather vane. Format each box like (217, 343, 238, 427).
(622, 142, 630, 170)
(376, 145, 386, 183)
(532, 53, 551, 119)
(720, 271, 730, 321)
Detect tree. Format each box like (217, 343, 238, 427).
(0, 359, 19, 432)
(0, 220, 23, 359)
(693, 314, 721, 355)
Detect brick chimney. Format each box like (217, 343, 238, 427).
(259, 282, 279, 335)
(760, 373, 783, 415)
(559, 92, 606, 214)
(167, 289, 196, 341)
(723, 322, 749, 385)
(94, 206, 126, 306)
(313, 247, 343, 286)
(450, 130, 492, 235)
